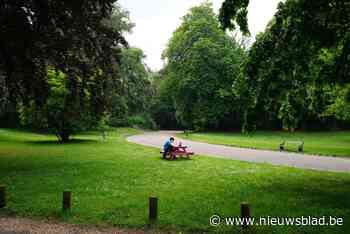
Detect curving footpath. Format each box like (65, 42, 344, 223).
(127, 131, 350, 173)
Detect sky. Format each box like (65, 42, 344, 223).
(118, 0, 282, 71)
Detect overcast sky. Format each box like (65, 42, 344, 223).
(118, 0, 281, 71)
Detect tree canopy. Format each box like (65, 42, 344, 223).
(0, 0, 126, 104)
(108, 47, 155, 128)
(161, 3, 246, 130)
(219, 0, 350, 83)
(221, 0, 350, 131)
(153, 0, 349, 132)
(1, 0, 349, 134)
(1, 1, 131, 141)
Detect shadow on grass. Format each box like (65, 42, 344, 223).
(259, 176, 350, 212)
(0, 208, 17, 217)
(161, 157, 195, 163)
(24, 139, 98, 145)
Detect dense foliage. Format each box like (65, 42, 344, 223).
(151, 0, 349, 131)
(150, 70, 179, 129)
(234, 0, 350, 131)
(1, 0, 349, 134)
(159, 3, 246, 130)
(0, 0, 129, 141)
(19, 69, 103, 142)
(108, 47, 155, 129)
(0, 0, 126, 103)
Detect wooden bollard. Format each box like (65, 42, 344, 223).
(240, 202, 250, 229)
(0, 186, 6, 208)
(62, 191, 71, 211)
(149, 197, 158, 226)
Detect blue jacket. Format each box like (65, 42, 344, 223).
(163, 140, 172, 151)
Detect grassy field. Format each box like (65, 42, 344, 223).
(0, 128, 349, 233)
(178, 131, 350, 158)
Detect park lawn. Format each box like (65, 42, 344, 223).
(178, 131, 350, 158)
(0, 128, 349, 233)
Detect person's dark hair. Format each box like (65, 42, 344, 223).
(170, 137, 175, 141)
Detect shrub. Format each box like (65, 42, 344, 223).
(127, 114, 157, 130)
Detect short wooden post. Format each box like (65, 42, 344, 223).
(298, 142, 304, 152)
(0, 186, 6, 208)
(149, 197, 158, 226)
(279, 141, 285, 151)
(62, 191, 71, 211)
(240, 202, 250, 229)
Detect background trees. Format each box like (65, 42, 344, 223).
(108, 47, 155, 129)
(1, 0, 349, 134)
(150, 0, 349, 132)
(150, 70, 179, 129)
(0, 0, 125, 103)
(18, 69, 103, 142)
(218, 0, 350, 131)
(0, 1, 127, 141)
(160, 3, 246, 130)
(1, 1, 156, 139)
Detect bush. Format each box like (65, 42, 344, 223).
(127, 114, 157, 130)
(108, 115, 129, 127)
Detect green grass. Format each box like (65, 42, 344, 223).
(0, 128, 349, 233)
(178, 131, 350, 158)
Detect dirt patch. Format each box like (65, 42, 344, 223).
(0, 216, 167, 234)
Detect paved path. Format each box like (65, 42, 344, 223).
(127, 131, 350, 173)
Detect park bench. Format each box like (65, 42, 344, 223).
(279, 140, 304, 152)
(160, 145, 194, 160)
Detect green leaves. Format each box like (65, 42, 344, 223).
(240, 0, 350, 130)
(19, 68, 102, 142)
(1, 1, 135, 140)
(161, 3, 245, 130)
(219, 0, 250, 35)
(323, 84, 350, 121)
(0, 0, 126, 109)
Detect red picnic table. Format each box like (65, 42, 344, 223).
(160, 143, 195, 160)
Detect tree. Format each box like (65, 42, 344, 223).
(101, 4, 135, 33)
(2, 2, 132, 141)
(19, 69, 102, 142)
(323, 84, 350, 122)
(120, 48, 153, 115)
(150, 71, 179, 129)
(219, 0, 250, 35)
(219, 0, 350, 83)
(235, 0, 350, 131)
(0, 1, 128, 141)
(0, 0, 126, 103)
(162, 3, 246, 130)
(108, 47, 155, 127)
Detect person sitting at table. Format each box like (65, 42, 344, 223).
(163, 137, 175, 159)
